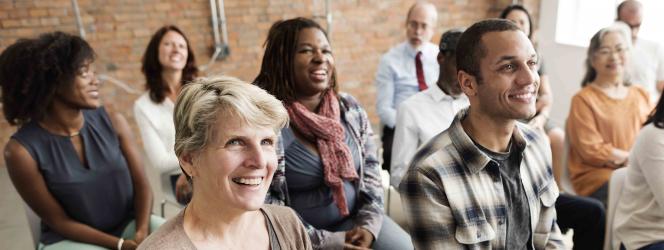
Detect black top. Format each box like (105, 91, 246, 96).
(12, 107, 135, 244)
(475, 140, 533, 250)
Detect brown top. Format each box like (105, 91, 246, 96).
(137, 204, 312, 250)
(566, 85, 652, 196)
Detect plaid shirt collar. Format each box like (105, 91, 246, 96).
(448, 108, 530, 175)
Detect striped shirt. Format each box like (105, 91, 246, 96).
(399, 108, 565, 249)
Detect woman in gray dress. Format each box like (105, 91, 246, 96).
(1, 32, 159, 250)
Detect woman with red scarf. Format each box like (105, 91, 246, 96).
(254, 17, 412, 250)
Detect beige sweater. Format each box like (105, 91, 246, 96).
(138, 205, 312, 250)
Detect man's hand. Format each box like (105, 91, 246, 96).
(345, 227, 374, 249)
(175, 174, 192, 204)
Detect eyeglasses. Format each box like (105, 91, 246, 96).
(595, 46, 627, 57)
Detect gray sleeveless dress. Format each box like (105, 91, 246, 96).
(11, 107, 134, 244)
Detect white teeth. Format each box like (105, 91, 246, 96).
(233, 177, 263, 186)
(511, 93, 533, 100)
(312, 70, 326, 75)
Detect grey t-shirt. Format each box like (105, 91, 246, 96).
(475, 141, 533, 250)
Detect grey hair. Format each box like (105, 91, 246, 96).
(581, 23, 632, 87)
(173, 75, 289, 159)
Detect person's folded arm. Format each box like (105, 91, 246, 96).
(109, 111, 152, 244)
(566, 95, 624, 167)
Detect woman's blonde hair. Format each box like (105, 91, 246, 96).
(174, 75, 289, 158)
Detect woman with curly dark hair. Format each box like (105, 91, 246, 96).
(1, 32, 162, 250)
(133, 25, 199, 204)
(255, 17, 411, 250)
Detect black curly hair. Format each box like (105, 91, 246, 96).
(253, 17, 337, 103)
(0, 31, 95, 126)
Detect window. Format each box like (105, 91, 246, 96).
(555, 0, 664, 47)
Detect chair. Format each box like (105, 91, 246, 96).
(22, 203, 40, 249)
(604, 167, 628, 250)
(158, 173, 183, 218)
(380, 169, 408, 229)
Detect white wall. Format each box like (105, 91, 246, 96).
(538, 0, 587, 126)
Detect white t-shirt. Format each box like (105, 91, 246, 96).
(627, 38, 664, 100)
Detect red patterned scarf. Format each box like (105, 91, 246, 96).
(286, 90, 358, 216)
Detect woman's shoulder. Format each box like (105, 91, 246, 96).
(627, 85, 652, 102)
(133, 92, 158, 110)
(263, 204, 299, 220)
(262, 205, 312, 249)
(138, 211, 193, 250)
(338, 92, 366, 112)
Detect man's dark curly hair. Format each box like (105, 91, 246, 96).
(141, 25, 199, 104)
(0, 31, 96, 126)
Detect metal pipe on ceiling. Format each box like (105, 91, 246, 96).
(201, 0, 230, 71)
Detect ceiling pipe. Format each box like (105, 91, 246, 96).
(201, 0, 230, 71)
(70, 0, 140, 95)
(71, 0, 86, 39)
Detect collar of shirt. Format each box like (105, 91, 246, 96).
(425, 84, 464, 103)
(448, 108, 530, 175)
(402, 41, 438, 59)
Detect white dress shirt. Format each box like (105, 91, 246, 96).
(133, 93, 180, 176)
(390, 86, 469, 186)
(627, 38, 664, 100)
(375, 41, 439, 128)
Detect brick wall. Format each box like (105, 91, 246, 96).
(0, 0, 540, 165)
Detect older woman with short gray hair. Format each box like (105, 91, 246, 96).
(139, 75, 312, 250)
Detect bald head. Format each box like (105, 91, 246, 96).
(406, 2, 438, 48)
(617, 0, 643, 41)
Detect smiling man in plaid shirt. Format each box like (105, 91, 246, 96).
(399, 19, 565, 249)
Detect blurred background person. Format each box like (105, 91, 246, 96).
(139, 76, 311, 250)
(616, 0, 664, 101)
(566, 24, 652, 206)
(614, 91, 664, 250)
(1, 32, 160, 250)
(390, 29, 468, 187)
(134, 25, 199, 204)
(375, 2, 439, 172)
(254, 17, 412, 250)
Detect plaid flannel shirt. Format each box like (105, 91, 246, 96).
(399, 108, 565, 249)
(265, 93, 385, 249)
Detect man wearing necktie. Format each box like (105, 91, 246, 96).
(374, 2, 439, 171)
